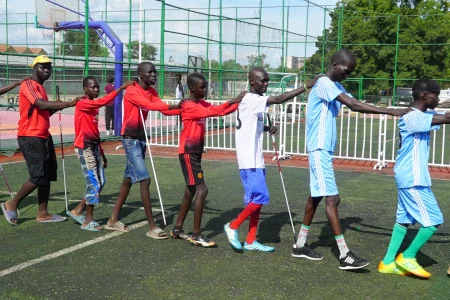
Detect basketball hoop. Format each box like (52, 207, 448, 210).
(42, 29, 54, 40)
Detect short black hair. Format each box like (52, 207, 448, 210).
(412, 79, 440, 100)
(83, 75, 98, 88)
(106, 75, 114, 83)
(187, 73, 205, 88)
(248, 67, 267, 81)
(330, 49, 356, 65)
(175, 73, 182, 78)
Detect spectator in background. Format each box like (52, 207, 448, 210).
(104, 75, 115, 136)
(175, 74, 185, 99)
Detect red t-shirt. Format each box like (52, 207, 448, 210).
(179, 100, 238, 154)
(17, 79, 50, 138)
(74, 91, 118, 149)
(121, 84, 179, 139)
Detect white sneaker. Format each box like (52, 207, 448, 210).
(110, 130, 114, 136)
(106, 130, 111, 136)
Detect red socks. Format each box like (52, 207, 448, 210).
(246, 207, 261, 244)
(230, 202, 262, 244)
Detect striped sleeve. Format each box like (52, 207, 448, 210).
(22, 80, 44, 104)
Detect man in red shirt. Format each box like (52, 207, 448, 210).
(1, 55, 78, 225)
(104, 75, 115, 136)
(66, 76, 134, 231)
(105, 62, 181, 239)
(170, 73, 245, 247)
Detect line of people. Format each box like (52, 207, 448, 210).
(1, 52, 449, 277)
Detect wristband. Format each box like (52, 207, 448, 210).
(303, 84, 308, 90)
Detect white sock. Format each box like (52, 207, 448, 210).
(295, 224, 309, 248)
(335, 234, 349, 258)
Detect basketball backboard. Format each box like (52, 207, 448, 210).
(188, 55, 204, 74)
(35, 0, 82, 29)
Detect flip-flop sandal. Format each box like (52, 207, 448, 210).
(104, 221, 130, 233)
(66, 210, 85, 225)
(36, 214, 67, 223)
(1, 202, 18, 226)
(81, 221, 103, 232)
(146, 227, 169, 240)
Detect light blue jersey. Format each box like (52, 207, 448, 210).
(306, 77, 351, 152)
(394, 109, 441, 188)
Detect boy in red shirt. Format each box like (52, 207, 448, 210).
(171, 73, 246, 247)
(105, 62, 181, 239)
(66, 76, 133, 231)
(1, 55, 78, 225)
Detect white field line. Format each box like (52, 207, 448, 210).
(0, 220, 149, 278)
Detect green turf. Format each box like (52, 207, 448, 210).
(0, 155, 449, 299)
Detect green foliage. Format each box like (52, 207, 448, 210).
(247, 53, 270, 69)
(57, 30, 109, 57)
(305, 0, 450, 94)
(124, 41, 158, 60)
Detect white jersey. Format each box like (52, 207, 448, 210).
(235, 93, 269, 169)
(175, 84, 183, 99)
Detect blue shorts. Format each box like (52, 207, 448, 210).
(397, 187, 443, 227)
(122, 139, 150, 184)
(239, 168, 270, 206)
(308, 150, 338, 197)
(76, 146, 105, 205)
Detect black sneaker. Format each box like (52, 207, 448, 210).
(191, 234, 216, 248)
(170, 228, 192, 241)
(339, 250, 370, 270)
(291, 244, 324, 260)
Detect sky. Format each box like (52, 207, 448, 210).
(0, 0, 339, 67)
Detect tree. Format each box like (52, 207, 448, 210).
(247, 53, 270, 69)
(57, 30, 109, 57)
(124, 41, 158, 60)
(305, 0, 450, 94)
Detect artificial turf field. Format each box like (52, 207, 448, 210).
(0, 153, 449, 299)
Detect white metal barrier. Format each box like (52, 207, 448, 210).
(143, 101, 450, 169)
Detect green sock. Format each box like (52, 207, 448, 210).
(403, 226, 437, 259)
(382, 223, 407, 265)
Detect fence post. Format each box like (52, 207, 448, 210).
(392, 14, 400, 107)
(127, 0, 132, 79)
(374, 114, 388, 170)
(321, 7, 327, 73)
(84, 0, 89, 75)
(159, 0, 165, 97)
(281, 0, 285, 73)
(219, 0, 223, 99)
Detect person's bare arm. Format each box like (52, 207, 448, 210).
(0, 78, 28, 95)
(336, 93, 410, 117)
(431, 112, 450, 126)
(266, 75, 322, 105)
(35, 98, 80, 111)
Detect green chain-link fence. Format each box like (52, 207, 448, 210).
(1, 0, 450, 153)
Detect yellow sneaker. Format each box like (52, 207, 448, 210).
(447, 265, 450, 275)
(395, 253, 431, 278)
(378, 261, 409, 276)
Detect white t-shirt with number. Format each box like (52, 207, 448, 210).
(235, 93, 269, 169)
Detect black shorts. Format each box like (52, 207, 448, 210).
(179, 153, 204, 186)
(18, 136, 58, 186)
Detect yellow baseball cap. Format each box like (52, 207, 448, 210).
(29, 55, 51, 68)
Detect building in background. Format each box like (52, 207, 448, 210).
(282, 56, 307, 70)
